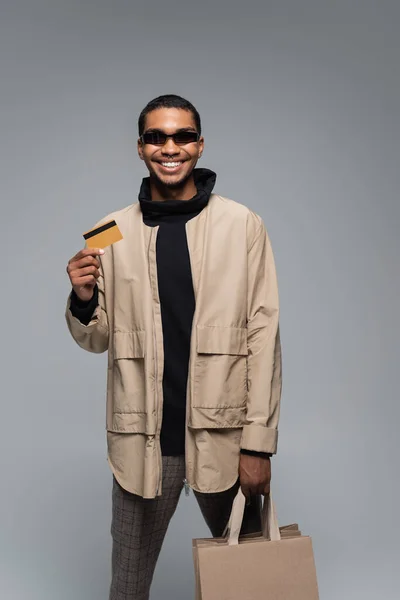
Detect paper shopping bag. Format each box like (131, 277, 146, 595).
(193, 489, 319, 600)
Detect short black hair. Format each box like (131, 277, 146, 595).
(138, 94, 201, 136)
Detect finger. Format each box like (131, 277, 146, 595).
(254, 485, 264, 498)
(74, 253, 103, 267)
(244, 486, 259, 503)
(263, 481, 271, 495)
(80, 257, 101, 270)
(68, 268, 99, 287)
(67, 257, 98, 275)
(72, 274, 97, 287)
(71, 247, 104, 261)
(240, 483, 251, 500)
(72, 265, 100, 279)
(249, 483, 264, 497)
(68, 255, 101, 272)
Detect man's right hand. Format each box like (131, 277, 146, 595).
(66, 248, 105, 302)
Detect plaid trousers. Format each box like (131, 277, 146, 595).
(109, 455, 261, 600)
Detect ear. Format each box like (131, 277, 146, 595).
(198, 135, 205, 159)
(137, 138, 144, 161)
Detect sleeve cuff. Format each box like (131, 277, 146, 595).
(240, 449, 272, 459)
(240, 425, 278, 455)
(69, 286, 99, 325)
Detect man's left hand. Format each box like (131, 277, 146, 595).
(239, 453, 271, 498)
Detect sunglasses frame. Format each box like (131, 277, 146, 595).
(140, 130, 201, 146)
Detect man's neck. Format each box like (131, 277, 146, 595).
(150, 175, 197, 202)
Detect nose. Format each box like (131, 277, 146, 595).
(161, 136, 180, 155)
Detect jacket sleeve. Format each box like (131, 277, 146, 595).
(240, 218, 282, 455)
(65, 258, 109, 354)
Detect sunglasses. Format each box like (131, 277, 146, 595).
(140, 130, 200, 146)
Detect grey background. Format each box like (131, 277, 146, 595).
(0, 1, 399, 598)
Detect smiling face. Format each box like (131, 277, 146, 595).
(137, 107, 204, 193)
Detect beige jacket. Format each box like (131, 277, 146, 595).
(65, 194, 282, 498)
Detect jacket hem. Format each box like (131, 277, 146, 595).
(107, 456, 161, 499)
(189, 475, 240, 495)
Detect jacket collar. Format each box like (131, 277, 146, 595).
(138, 168, 216, 220)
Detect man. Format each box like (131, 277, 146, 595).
(65, 94, 282, 599)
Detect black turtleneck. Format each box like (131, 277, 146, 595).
(69, 168, 269, 459)
(139, 168, 216, 455)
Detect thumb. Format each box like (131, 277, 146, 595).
(240, 484, 251, 504)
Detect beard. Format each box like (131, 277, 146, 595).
(149, 162, 196, 190)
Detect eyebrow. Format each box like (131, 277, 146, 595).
(144, 127, 197, 134)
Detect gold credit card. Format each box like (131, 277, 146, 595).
(83, 219, 123, 249)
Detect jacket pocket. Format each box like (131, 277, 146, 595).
(111, 330, 147, 419)
(113, 330, 145, 360)
(196, 326, 248, 356)
(192, 326, 248, 413)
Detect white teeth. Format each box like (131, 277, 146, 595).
(161, 162, 182, 168)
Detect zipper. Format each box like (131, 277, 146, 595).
(184, 353, 191, 497)
(154, 315, 161, 496)
(183, 210, 208, 500)
(149, 226, 163, 497)
(183, 214, 206, 498)
(183, 478, 190, 497)
(184, 220, 193, 500)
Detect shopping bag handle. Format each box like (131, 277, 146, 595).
(227, 489, 281, 546)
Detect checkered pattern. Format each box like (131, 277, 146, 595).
(109, 456, 185, 599)
(109, 456, 261, 599)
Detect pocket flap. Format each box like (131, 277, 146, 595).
(113, 331, 145, 359)
(196, 326, 248, 356)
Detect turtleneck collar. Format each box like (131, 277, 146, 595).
(138, 168, 216, 221)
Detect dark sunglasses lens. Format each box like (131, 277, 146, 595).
(142, 132, 166, 145)
(142, 131, 198, 145)
(174, 131, 199, 144)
